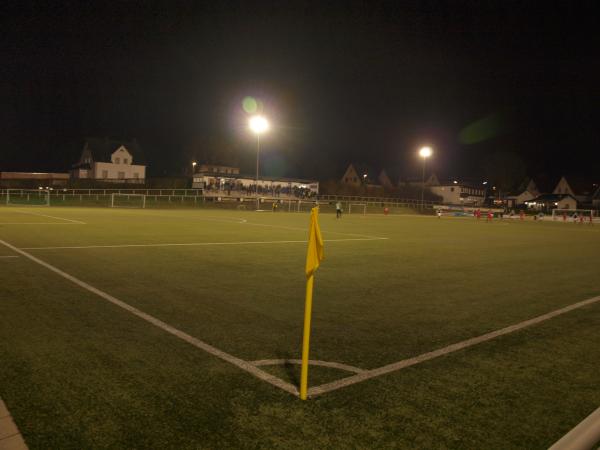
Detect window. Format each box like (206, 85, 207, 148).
(102, 170, 108, 179)
(123, 158, 128, 164)
(450, 187, 455, 192)
(118, 172, 125, 179)
(133, 173, 139, 179)
(115, 157, 120, 164)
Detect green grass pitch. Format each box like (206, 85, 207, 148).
(1, 206, 599, 448)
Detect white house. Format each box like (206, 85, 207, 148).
(428, 182, 486, 206)
(71, 138, 146, 183)
(506, 179, 540, 208)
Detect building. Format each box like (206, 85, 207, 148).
(71, 138, 146, 183)
(428, 181, 486, 206)
(552, 176, 597, 203)
(506, 179, 540, 208)
(593, 186, 600, 209)
(0, 172, 69, 188)
(340, 164, 365, 187)
(195, 164, 240, 175)
(525, 193, 577, 211)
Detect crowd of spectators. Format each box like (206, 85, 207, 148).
(202, 180, 316, 198)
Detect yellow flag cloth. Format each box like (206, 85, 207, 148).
(305, 207, 324, 278)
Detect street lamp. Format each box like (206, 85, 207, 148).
(418, 146, 433, 210)
(249, 115, 270, 209)
(192, 161, 197, 174)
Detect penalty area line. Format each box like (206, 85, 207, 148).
(308, 294, 600, 398)
(0, 238, 299, 397)
(13, 209, 86, 224)
(20, 237, 388, 250)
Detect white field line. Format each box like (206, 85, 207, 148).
(308, 294, 600, 398)
(242, 220, 388, 240)
(0, 256, 19, 258)
(12, 209, 86, 224)
(252, 359, 366, 374)
(0, 238, 299, 397)
(20, 237, 388, 250)
(0, 222, 83, 225)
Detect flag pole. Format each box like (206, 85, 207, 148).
(300, 274, 314, 400)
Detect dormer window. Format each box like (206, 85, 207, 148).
(123, 158, 128, 164)
(115, 157, 121, 164)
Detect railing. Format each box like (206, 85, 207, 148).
(317, 194, 435, 207)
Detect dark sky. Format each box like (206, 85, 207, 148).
(3, 1, 599, 181)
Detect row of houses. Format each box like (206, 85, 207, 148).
(507, 177, 600, 211)
(339, 163, 600, 210)
(340, 163, 486, 205)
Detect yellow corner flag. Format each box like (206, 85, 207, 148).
(305, 207, 324, 278)
(300, 207, 324, 400)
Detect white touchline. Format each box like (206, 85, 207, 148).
(308, 294, 600, 397)
(0, 222, 83, 225)
(13, 209, 86, 224)
(20, 237, 388, 250)
(0, 238, 298, 397)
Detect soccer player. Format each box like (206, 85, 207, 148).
(336, 201, 343, 219)
(437, 209, 442, 218)
(487, 210, 493, 222)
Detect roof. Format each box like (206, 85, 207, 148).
(82, 137, 145, 165)
(558, 176, 598, 196)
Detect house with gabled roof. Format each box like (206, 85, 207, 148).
(506, 178, 540, 208)
(340, 163, 363, 187)
(592, 186, 600, 208)
(71, 138, 146, 183)
(553, 176, 597, 203)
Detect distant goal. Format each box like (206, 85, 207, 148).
(110, 193, 146, 208)
(5, 189, 50, 206)
(551, 209, 595, 222)
(348, 203, 367, 215)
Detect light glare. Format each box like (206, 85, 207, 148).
(419, 146, 433, 158)
(249, 116, 269, 134)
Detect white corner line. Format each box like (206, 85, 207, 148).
(251, 359, 366, 374)
(0, 222, 83, 225)
(20, 237, 388, 251)
(308, 294, 600, 398)
(0, 238, 299, 397)
(13, 209, 86, 224)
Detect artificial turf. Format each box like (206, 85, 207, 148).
(1, 206, 599, 448)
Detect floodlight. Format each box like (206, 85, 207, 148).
(419, 146, 432, 158)
(249, 116, 269, 134)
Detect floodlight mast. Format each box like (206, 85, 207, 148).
(418, 146, 433, 210)
(249, 116, 270, 210)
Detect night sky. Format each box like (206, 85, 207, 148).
(3, 2, 599, 183)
